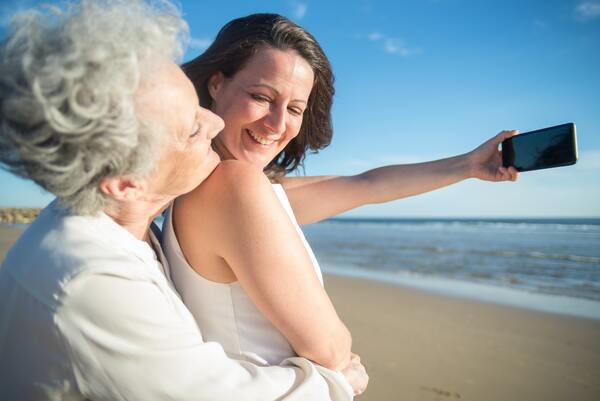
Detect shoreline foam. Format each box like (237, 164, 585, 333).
(322, 264, 600, 321)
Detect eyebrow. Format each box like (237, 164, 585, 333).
(248, 84, 307, 104)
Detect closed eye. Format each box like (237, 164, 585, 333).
(189, 123, 200, 138)
(288, 107, 304, 116)
(251, 93, 271, 103)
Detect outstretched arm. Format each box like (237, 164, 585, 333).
(174, 160, 353, 372)
(281, 130, 519, 225)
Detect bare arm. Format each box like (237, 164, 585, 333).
(175, 160, 352, 371)
(281, 130, 519, 225)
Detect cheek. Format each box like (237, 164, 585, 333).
(285, 119, 303, 142)
(175, 143, 205, 174)
(190, 142, 210, 165)
(220, 103, 264, 142)
(166, 155, 191, 184)
(228, 97, 265, 124)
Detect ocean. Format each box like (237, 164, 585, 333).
(303, 218, 600, 319)
(6, 216, 600, 319)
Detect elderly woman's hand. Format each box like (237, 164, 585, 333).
(340, 352, 369, 396)
(467, 130, 520, 182)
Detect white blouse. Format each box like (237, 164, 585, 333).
(0, 199, 352, 401)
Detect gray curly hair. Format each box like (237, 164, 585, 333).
(0, 0, 188, 214)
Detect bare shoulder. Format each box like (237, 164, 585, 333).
(173, 160, 283, 276)
(177, 160, 273, 218)
(171, 161, 274, 281)
(211, 160, 268, 191)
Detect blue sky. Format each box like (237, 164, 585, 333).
(1, 0, 599, 217)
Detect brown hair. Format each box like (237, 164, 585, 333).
(182, 13, 334, 177)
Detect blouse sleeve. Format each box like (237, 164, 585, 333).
(55, 269, 353, 401)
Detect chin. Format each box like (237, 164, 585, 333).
(195, 158, 220, 185)
(237, 151, 271, 169)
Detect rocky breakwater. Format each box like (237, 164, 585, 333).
(0, 208, 41, 224)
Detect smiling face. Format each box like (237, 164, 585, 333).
(207, 48, 315, 169)
(136, 62, 224, 202)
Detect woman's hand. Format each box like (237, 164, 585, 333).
(340, 352, 369, 396)
(466, 130, 520, 182)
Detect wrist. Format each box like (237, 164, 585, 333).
(336, 369, 356, 399)
(455, 153, 475, 180)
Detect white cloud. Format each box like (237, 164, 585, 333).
(368, 32, 383, 41)
(189, 37, 212, 51)
(383, 38, 418, 56)
(366, 31, 421, 57)
(573, 150, 600, 170)
(346, 159, 375, 170)
(574, 1, 600, 20)
(290, 1, 307, 20)
(343, 154, 436, 171)
(380, 154, 431, 164)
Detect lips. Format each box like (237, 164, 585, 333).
(207, 145, 219, 160)
(246, 128, 275, 146)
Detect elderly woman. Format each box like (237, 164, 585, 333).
(0, 2, 364, 400)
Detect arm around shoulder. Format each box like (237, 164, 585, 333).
(56, 266, 353, 400)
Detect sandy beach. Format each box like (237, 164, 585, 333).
(0, 225, 22, 263)
(1, 226, 599, 400)
(326, 275, 600, 401)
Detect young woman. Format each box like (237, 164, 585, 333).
(162, 13, 517, 395)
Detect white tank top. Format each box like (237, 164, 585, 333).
(162, 184, 323, 366)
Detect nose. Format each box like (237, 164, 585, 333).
(263, 104, 286, 135)
(199, 107, 224, 139)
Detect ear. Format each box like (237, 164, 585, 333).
(207, 71, 225, 101)
(98, 176, 144, 203)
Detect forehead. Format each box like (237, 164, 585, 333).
(136, 62, 198, 126)
(140, 62, 197, 105)
(233, 48, 315, 96)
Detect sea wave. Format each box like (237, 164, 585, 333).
(320, 218, 600, 235)
(440, 248, 600, 264)
(318, 241, 600, 265)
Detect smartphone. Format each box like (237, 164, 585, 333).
(501, 123, 578, 172)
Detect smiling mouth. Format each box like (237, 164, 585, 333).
(246, 129, 275, 146)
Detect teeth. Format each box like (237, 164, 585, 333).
(247, 129, 274, 145)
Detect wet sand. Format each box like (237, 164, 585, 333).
(0, 225, 21, 263)
(2, 226, 599, 400)
(325, 275, 600, 401)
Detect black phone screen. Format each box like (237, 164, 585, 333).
(502, 123, 578, 172)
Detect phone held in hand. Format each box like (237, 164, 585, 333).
(501, 122, 578, 172)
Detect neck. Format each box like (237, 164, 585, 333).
(212, 139, 235, 161)
(104, 201, 169, 242)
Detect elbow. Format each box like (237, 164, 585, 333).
(297, 326, 352, 371)
(354, 172, 382, 205)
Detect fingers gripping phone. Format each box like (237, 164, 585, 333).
(501, 123, 578, 172)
